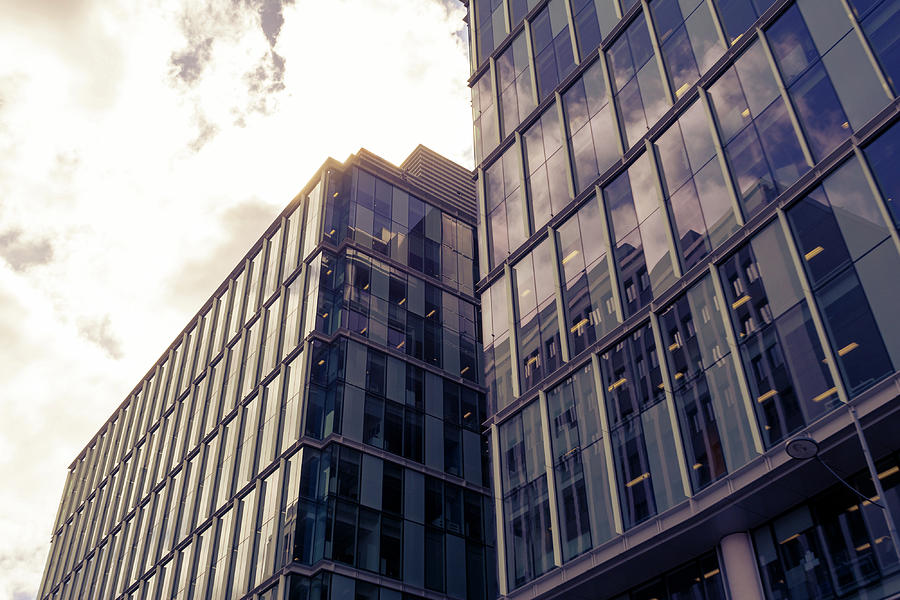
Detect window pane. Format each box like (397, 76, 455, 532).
(864, 120, 900, 228)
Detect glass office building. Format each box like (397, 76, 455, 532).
(468, 0, 900, 598)
(37, 146, 498, 600)
(37, 0, 900, 599)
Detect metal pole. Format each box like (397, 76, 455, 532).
(848, 404, 900, 560)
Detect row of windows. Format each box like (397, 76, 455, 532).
(324, 167, 478, 297)
(483, 107, 900, 413)
(306, 248, 480, 382)
(475, 0, 898, 275)
(304, 338, 490, 488)
(54, 171, 331, 538)
(46, 443, 307, 600)
(495, 352, 736, 592)
(42, 352, 307, 599)
(753, 453, 900, 599)
(290, 445, 496, 599)
(43, 571, 468, 600)
(489, 141, 900, 586)
(279, 553, 725, 600)
(286, 572, 473, 600)
(295, 445, 493, 541)
(471, 0, 898, 96)
(610, 552, 725, 600)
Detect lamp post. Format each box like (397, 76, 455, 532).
(785, 405, 900, 561)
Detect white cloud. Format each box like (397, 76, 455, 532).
(0, 0, 472, 596)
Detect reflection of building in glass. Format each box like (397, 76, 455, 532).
(471, 0, 900, 598)
(37, 146, 498, 600)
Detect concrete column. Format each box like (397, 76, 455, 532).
(720, 532, 765, 600)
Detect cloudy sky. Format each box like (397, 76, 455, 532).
(0, 0, 472, 596)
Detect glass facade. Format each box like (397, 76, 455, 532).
(38, 1, 900, 599)
(471, 0, 900, 596)
(38, 148, 494, 600)
(753, 453, 900, 599)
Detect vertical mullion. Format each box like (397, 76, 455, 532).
(502, 0, 512, 34)
(268, 456, 288, 590)
(504, 264, 523, 399)
(595, 185, 626, 323)
(649, 312, 693, 498)
(698, 87, 746, 227)
(270, 364, 288, 460)
(756, 28, 816, 168)
(548, 227, 572, 363)
(538, 390, 564, 566)
(489, 57, 501, 150)
(476, 168, 492, 280)
(836, 0, 894, 98)
(645, 138, 683, 279)
(590, 353, 624, 534)
(471, 0, 481, 73)
(612, 0, 624, 20)
(643, 0, 675, 105)
(490, 424, 510, 595)
(703, 0, 729, 51)
(707, 263, 765, 454)
(555, 91, 578, 201)
(293, 262, 308, 346)
(514, 133, 533, 236)
(294, 340, 311, 449)
(524, 16, 541, 107)
(563, 0, 581, 64)
(600, 49, 628, 157)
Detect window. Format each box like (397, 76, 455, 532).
(609, 12, 670, 148)
(655, 100, 738, 269)
(603, 154, 676, 316)
(719, 224, 836, 447)
(513, 239, 561, 391)
(473, 70, 500, 165)
(754, 454, 900, 599)
(498, 33, 537, 138)
(766, 5, 882, 160)
(572, 0, 619, 57)
(483, 276, 515, 413)
(532, 0, 577, 100)
(523, 102, 571, 229)
(651, 0, 724, 98)
(864, 118, 900, 228)
(660, 277, 757, 491)
(510, 0, 541, 29)
(708, 40, 809, 218)
(475, 0, 507, 66)
(600, 324, 684, 527)
(847, 0, 900, 95)
(499, 403, 554, 587)
(546, 364, 615, 560)
(557, 196, 618, 355)
(485, 143, 528, 268)
(712, 0, 777, 44)
(563, 58, 620, 193)
(787, 159, 897, 396)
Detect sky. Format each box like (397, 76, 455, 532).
(0, 0, 473, 597)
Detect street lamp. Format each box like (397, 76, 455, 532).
(785, 406, 900, 560)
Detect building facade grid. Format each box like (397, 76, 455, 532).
(468, 0, 900, 597)
(38, 147, 497, 600)
(36, 0, 900, 599)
